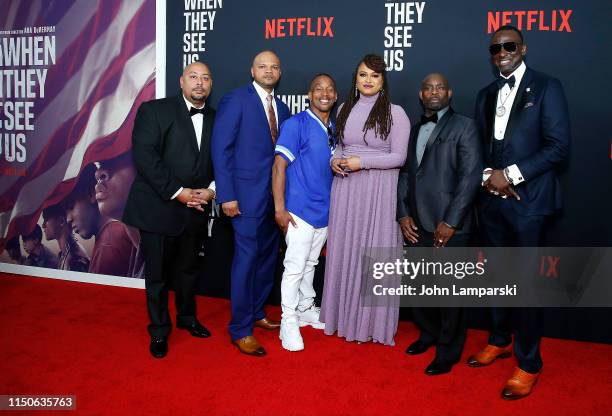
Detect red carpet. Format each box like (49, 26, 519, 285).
(1, 273, 611, 416)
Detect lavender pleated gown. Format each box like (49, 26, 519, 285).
(320, 93, 411, 346)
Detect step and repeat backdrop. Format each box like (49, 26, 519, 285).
(1, 1, 611, 340)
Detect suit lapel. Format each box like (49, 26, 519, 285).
(198, 106, 213, 157)
(407, 123, 420, 173)
(503, 68, 533, 142)
(484, 85, 497, 142)
(248, 85, 274, 143)
(274, 96, 288, 125)
(175, 95, 200, 153)
(419, 108, 454, 169)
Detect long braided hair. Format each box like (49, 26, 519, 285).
(336, 54, 392, 145)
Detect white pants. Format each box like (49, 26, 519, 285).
(280, 212, 328, 318)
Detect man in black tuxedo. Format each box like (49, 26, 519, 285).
(397, 73, 482, 375)
(123, 61, 216, 358)
(467, 25, 570, 399)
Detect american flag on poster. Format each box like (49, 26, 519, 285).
(0, 0, 155, 268)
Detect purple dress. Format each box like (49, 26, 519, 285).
(320, 93, 410, 345)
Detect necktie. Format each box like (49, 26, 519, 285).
(189, 107, 205, 116)
(420, 113, 438, 124)
(497, 75, 516, 89)
(266, 95, 278, 143)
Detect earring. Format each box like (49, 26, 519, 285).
(355, 86, 359, 97)
(380, 88, 385, 96)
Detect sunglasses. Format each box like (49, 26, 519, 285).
(488, 42, 521, 56)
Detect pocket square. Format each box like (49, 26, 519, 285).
(524, 102, 534, 109)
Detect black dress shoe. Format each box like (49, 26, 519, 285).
(405, 340, 432, 355)
(177, 321, 211, 338)
(150, 336, 168, 358)
(425, 359, 453, 376)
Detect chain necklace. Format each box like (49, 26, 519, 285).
(496, 86, 515, 117)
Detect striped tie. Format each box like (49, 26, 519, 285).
(266, 94, 278, 143)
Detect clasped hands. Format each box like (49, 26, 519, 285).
(399, 217, 455, 248)
(482, 168, 521, 200)
(176, 188, 215, 212)
(331, 156, 361, 176)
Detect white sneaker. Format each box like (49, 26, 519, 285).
(298, 305, 325, 329)
(279, 318, 304, 351)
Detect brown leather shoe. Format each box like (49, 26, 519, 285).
(232, 336, 266, 357)
(501, 367, 540, 400)
(254, 317, 281, 330)
(467, 344, 512, 367)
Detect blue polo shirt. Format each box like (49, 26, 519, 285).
(275, 109, 335, 228)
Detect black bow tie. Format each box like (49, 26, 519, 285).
(189, 106, 205, 116)
(497, 75, 516, 89)
(420, 113, 438, 124)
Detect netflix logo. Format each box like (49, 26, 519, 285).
(265, 17, 334, 39)
(487, 10, 572, 33)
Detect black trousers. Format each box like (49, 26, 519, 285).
(479, 196, 547, 373)
(140, 225, 206, 337)
(408, 232, 471, 363)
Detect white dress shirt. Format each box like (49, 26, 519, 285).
(487, 61, 527, 185)
(252, 81, 279, 129)
(170, 95, 215, 200)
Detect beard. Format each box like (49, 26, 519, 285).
(190, 92, 206, 104)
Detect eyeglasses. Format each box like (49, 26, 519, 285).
(327, 126, 336, 149)
(488, 42, 520, 56)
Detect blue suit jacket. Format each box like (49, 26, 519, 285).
(211, 84, 291, 217)
(475, 68, 570, 216)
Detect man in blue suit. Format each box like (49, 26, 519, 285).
(211, 50, 290, 356)
(467, 25, 570, 399)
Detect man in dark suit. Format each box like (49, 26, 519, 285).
(397, 73, 482, 375)
(123, 61, 216, 358)
(211, 51, 290, 356)
(467, 25, 570, 399)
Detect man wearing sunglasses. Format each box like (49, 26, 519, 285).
(469, 25, 570, 400)
(272, 74, 337, 351)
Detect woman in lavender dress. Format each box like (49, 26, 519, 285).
(320, 54, 410, 346)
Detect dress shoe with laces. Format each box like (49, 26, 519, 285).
(425, 359, 453, 376)
(254, 317, 281, 330)
(501, 367, 540, 400)
(150, 336, 168, 358)
(405, 340, 433, 355)
(467, 344, 512, 367)
(232, 335, 266, 356)
(177, 321, 211, 338)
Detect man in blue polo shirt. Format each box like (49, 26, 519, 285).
(272, 74, 337, 351)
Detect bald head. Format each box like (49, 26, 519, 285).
(251, 50, 281, 93)
(419, 73, 452, 114)
(183, 61, 210, 77)
(180, 61, 212, 106)
(421, 73, 449, 89)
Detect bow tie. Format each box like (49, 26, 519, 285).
(189, 106, 205, 116)
(497, 75, 516, 89)
(420, 113, 438, 124)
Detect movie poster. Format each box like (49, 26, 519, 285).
(0, 0, 156, 282)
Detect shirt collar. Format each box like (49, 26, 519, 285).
(500, 61, 527, 85)
(437, 106, 450, 118)
(182, 94, 205, 111)
(252, 81, 275, 101)
(306, 108, 333, 132)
